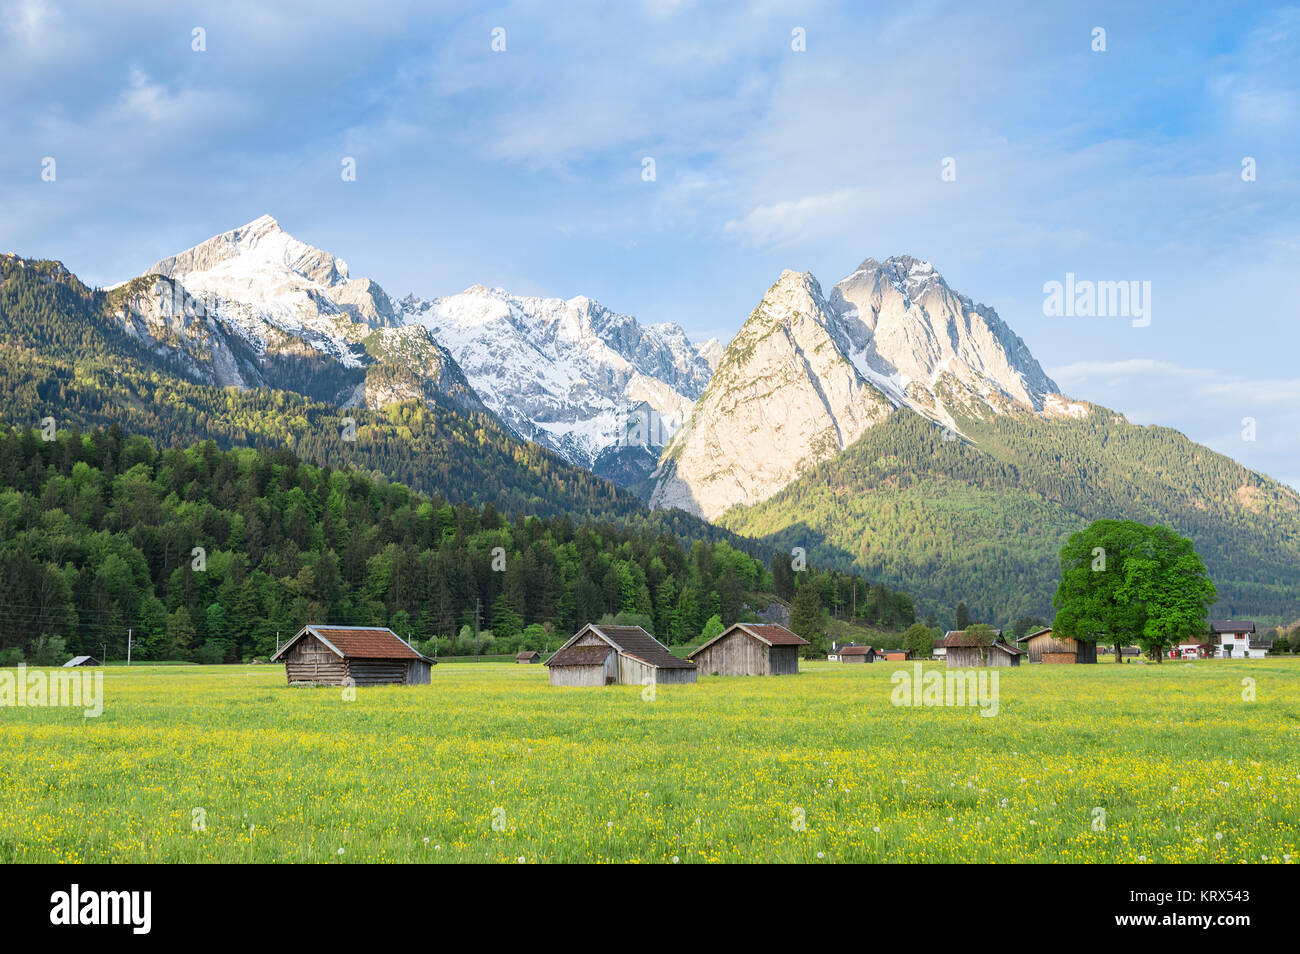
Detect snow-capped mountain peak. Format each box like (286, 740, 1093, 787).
(398, 285, 713, 472)
(108, 217, 480, 414)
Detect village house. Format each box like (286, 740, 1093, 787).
(943, 630, 1023, 668)
(1015, 627, 1097, 664)
(1208, 620, 1264, 658)
(687, 622, 808, 676)
(1174, 638, 1210, 660)
(545, 624, 697, 687)
(271, 625, 434, 686)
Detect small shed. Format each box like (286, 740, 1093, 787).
(546, 624, 696, 687)
(944, 630, 1023, 668)
(932, 637, 947, 660)
(880, 649, 911, 662)
(63, 655, 100, 667)
(1016, 628, 1097, 664)
(271, 625, 434, 686)
(838, 645, 876, 664)
(515, 650, 542, 664)
(687, 623, 808, 676)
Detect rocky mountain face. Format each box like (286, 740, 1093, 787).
(826, 255, 1058, 425)
(107, 216, 483, 414)
(650, 256, 1070, 520)
(695, 337, 724, 371)
(399, 285, 712, 471)
(650, 270, 895, 519)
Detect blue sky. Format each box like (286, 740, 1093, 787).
(2, 1, 1299, 486)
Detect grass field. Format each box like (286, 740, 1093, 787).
(1, 658, 1298, 863)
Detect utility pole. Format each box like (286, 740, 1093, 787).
(474, 598, 481, 638)
(127, 628, 132, 667)
(276, 631, 280, 655)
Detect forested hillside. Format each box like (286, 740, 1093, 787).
(0, 427, 913, 663)
(720, 407, 1300, 626)
(0, 256, 639, 521)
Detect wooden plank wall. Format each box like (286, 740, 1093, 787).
(618, 654, 655, 686)
(347, 660, 409, 685)
(284, 635, 347, 685)
(769, 645, 800, 675)
(694, 632, 767, 676)
(406, 659, 432, 684)
(548, 663, 608, 687)
(654, 666, 697, 684)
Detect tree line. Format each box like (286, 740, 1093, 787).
(0, 426, 914, 664)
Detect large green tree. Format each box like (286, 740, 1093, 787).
(1053, 519, 1216, 663)
(902, 622, 934, 659)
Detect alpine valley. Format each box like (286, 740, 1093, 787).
(3, 216, 1297, 625)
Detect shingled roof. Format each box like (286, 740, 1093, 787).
(595, 625, 697, 669)
(547, 624, 695, 670)
(546, 645, 613, 667)
(1209, 620, 1256, 634)
(687, 622, 809, 659)
(271, 625, 431, 662)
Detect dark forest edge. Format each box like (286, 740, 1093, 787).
(0, 425, 916, 664)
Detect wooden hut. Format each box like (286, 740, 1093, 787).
(515, 650, 542, 664)
(880, 649, 911, 662)
(545, 624, 696, 687)
(943, 630, 1023, 668)
(1016, 628, 1097, 664)
(836, 644, 876, 663)
(687, 623, 808, 676)
(62, 655, 100, 667)
(271, 625, 434, 686)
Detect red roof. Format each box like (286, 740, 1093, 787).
(278, 625, 424, 660)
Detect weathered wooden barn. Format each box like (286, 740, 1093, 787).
(687, 623, 808, 676)
(62, 655, 100, 667)
(271, 625, 434, 686)
(838, 644, 876, 664)
(1016, 628, 1097, 664)
(515, 650, 542, 664)
(943, 630, 1024, 668)
(545, 624, 697, 687)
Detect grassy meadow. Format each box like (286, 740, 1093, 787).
(1, 658, 1298, 863)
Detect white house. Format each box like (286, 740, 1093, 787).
(1209, 620, 1264, 659)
